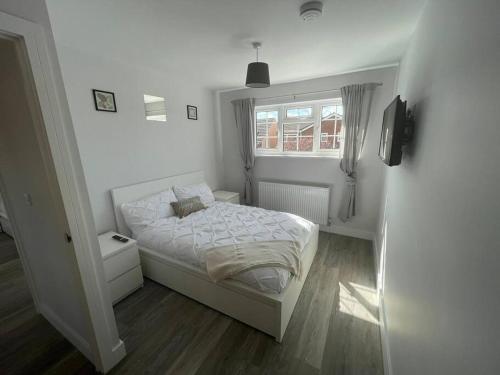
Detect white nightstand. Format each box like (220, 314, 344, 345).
(213, 190, 240, 204)
(98, 231, 143, 305)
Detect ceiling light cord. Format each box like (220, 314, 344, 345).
(252, 41, 262, 63)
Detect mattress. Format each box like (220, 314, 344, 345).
(134, 201, 315, 293)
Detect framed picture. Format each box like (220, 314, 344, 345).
(187, 105, 198, 120)
(92, 89, 117, 112)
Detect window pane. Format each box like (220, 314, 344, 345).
(283, 122, 314, 152)
(256, 111, 267, 120)
(336, 105, 344, 116)
(257, 110, 278, 121)
(321, 105, 334, 118)
(286, 106, 312, 118)
(298, 107, 312, 117)
(256, 110, 279, 150)
(320, 104, 343, 150)
(321, 104, 342, 119)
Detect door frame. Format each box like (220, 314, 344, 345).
(0, 11, 125, 373)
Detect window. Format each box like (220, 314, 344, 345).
(255, 99, 343, 156)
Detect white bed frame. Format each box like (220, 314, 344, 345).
(110, 171, 319, 342)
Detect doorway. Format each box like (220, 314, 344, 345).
(0, 35, 94, 373)
(0, 16, 123, 371)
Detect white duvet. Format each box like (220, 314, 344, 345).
(134, 201, 315, 293)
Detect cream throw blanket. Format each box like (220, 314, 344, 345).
(205, 240, 302, 283)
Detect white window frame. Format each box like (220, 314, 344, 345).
(255, 98, 343, 158)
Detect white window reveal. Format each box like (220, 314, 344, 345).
(255, 98, 343, 157)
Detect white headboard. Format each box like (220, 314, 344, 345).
(110, 170, 205, 237)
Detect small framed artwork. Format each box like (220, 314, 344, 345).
(187, 105, 198, 120)
(92, 89, 117, 112)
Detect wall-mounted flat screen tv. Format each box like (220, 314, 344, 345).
(379, 95, 407, 166)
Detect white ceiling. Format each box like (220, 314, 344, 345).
(46, 0, 424, 90)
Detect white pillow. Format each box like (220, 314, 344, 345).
(121, 189, 177, 235)
(173, 182, 215, 206)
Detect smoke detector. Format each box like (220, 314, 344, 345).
(300, 1, 323, 22)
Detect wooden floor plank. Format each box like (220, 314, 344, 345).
(0, 231, 384, 375)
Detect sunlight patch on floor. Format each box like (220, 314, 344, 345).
(339, 282, 379, 325)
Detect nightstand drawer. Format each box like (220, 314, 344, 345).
(103, 246, 140, 282)
(109, 265, 143, 304)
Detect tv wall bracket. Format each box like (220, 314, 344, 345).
(402, 109, 415, 145)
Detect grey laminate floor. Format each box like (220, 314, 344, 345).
(0, 231, 383, 375)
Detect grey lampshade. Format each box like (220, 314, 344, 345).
(246, 62, 270, 88)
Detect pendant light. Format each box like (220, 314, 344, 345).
(245, 42, 270, 88)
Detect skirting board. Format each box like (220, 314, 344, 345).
(379, 294, 393, 375)
(373, 233, 381, 294)
(373, 234, 392, 375)
(40, 303, 126, 372)
(320, 224, 374, 241)
(39, 303, 94, 364)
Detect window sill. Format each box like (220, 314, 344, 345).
(255, 153, 340, 160)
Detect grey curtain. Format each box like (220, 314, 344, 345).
(231, 98, 256, 205)
(338, 83, 376, 222)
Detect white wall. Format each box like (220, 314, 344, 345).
(52, 44, 222, 233)
(377, 1, 500, 374)
(219, 67, 397, 238)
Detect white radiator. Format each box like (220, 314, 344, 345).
(258, 181, 330, 225)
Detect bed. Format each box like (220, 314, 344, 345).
(110, 171, 319, 342)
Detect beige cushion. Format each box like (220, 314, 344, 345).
(171, 196, 206, 218)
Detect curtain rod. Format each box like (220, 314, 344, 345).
(257, 82, 383, 101)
